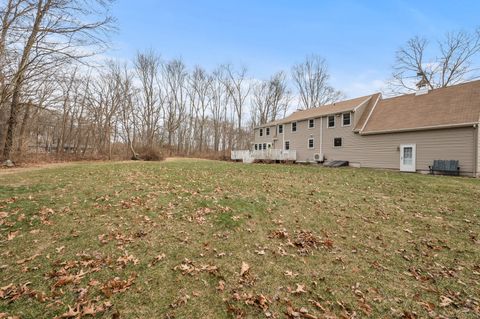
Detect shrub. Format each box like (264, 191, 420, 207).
(137, 146, 164, 161)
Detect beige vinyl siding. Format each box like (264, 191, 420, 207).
(283, 119, 321, 162)
(321, 117, 476, 175)
(254, 127, 276, 149)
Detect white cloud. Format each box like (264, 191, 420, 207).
(341, 79, 387, 97)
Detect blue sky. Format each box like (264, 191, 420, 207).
(108, 0, 480, 98)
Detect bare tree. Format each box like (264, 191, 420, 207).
(113, 63, 139, 159)
(210, 68, 229, 152)
(134, 50, 163, 148)
(162, 58, 187, 150)
(251, 71, 290, 126)
(222, 64, 251, 149)
(292, 55, 343, 109)
(388, 29, 480, 94)
(2, 0, 114, 162)
(188, 66, 212, 152)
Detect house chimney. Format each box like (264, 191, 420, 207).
(415, 71, 429, 96)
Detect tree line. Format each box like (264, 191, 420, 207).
(1, 1, 479, 164)
(0, 0, 341, 162)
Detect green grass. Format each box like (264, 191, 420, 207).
(0, 159, 479, 318)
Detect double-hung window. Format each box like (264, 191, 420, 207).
(308, 119, 315, 128)
(308, 138, 314, 149)
(328, 116, 335, 128)
(342, 113, 351, 126)
(291, 122, 297, 132)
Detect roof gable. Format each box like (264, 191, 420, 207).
(361, 80, 480, 134)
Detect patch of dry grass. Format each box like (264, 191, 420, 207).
(0, 160, 479, 318)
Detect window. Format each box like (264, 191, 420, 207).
(278, 124, 283, 134)
(334, 137, 342, 147)
(254, 144, 258, 150)
(284, 141, 290, 150)
(267, 143, 272, 149)
(266, 127, 270, 135)
(308, 138, 314, 149)
(292, 122, 297, 132)
(328, 116, 335, 128)
(259, 128, 263, 137)
(308, 119, 315, 128)
(342, 113, 351, 126)
(263, 143, 267, 150)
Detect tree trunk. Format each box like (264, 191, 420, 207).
(16, 102, 31, 152)
(2, 0, 46, 160)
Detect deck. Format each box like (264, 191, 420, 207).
(231, 149, 297, 163)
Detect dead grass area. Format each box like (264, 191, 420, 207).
(0, 160, 479, 318)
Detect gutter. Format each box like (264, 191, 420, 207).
(359, 122, 478, 135)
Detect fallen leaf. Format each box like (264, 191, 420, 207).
(292, 283, 306, 294)
(7, 231, 19, 241)
(440, 295, 453, 307)
(240, 262, 250, 276)
(58, 305, 80, 318)
(216, 280, 225, 292)
(149, 253, 166, 266)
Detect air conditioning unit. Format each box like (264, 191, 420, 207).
(314, 153, 324, 162)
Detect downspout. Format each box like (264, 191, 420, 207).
(320, 116, 323, 160)
(475, 124, 479, 177)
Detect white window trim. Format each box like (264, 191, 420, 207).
(327, 115, 335, 128)
(291, 122, 297, 133)
(308, 138, 314, 149)
(342, 113, 351, 127)
(259, 128, 263, 136)
(308, 118, 315, 129)
(266, 127, 270, 136)
(284, 140, 290, 151)
(278, 124, 283, 134)
(333, 137, 343, 148)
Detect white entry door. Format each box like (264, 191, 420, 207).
(400, 144, 416, 172)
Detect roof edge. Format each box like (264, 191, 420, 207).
(359, 122, 478, 135)
(352, 95, 374, 113)
(254, 94, 378, 129)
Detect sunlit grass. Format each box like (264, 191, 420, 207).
(0, 159, 479, 318)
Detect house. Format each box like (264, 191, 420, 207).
(235, 80, 480, 177)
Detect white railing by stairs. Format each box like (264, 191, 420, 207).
(231, 149, 297, 163)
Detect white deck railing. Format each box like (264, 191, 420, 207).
(231, 149, 296, 163)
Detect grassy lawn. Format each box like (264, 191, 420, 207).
(0, 159, 479, 318)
